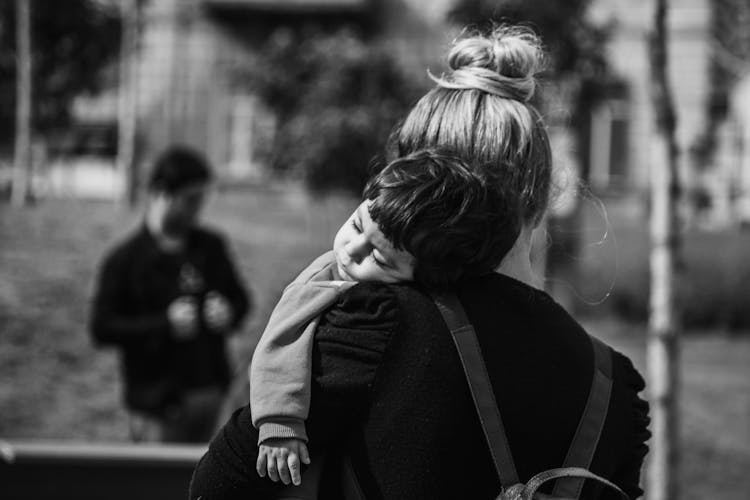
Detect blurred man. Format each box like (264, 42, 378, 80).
(90, 146, 251, 443)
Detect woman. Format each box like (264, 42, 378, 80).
(189, 26, 650, 499)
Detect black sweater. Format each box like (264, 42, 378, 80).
(189, 274, 649, 499)
(90, 225, 250, 415)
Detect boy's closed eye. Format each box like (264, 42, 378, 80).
(372, 251, 391, 269)
(351, 218, 362, 233)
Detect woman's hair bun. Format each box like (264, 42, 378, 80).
(430, 25, 544, 103)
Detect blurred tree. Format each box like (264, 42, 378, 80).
(647, 0, 682, 499)
(448, 0, 614, 109)
(11, 0, 31, 207)
(234, 27, 425, 194)
(0, 0, 121, 153)
(117, 0, 140, 206)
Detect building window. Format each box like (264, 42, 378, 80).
(589, 99, 630, 191)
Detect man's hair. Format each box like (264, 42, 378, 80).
(147, 146, 213, 193)
(363, 149, 522, 287)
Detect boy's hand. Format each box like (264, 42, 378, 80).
(256, 438, 311, 486)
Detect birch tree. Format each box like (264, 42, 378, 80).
(11, 0, 31, 207)
(117, 0, 140, 206)
(647, 0, 682, 498)
(0, 0, 120, 189)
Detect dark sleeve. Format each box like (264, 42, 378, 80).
(188, 283, 398, 499)
(305, 282, 399, 449)
(608, 351, 651, 500)
(213, 235, 251, 331)
(89, 249, 171, 347)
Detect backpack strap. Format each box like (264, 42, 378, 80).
(524, 467, 629, 500)
(551, 335, 614, 498)
(430, 290, 520, 488)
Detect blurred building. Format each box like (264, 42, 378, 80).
(587, 0, 750, 226)
(68, 0, 750, 220)
(70, 0, 456, 198)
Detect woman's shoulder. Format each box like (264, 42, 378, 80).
(457, 273, 586, 340)
(320, 281, 431, 330)
(608, 343, 650, 436)
(609, 345, 646, 392)
(316, 282, 443, 362)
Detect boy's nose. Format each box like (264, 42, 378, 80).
(345, 237, 370, 263)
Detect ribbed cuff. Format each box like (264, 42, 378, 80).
(257, 419, 309, 445)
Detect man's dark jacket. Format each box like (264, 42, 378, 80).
(90, 225, 250, 416)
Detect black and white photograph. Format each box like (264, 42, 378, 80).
(1, 1, 748, 499)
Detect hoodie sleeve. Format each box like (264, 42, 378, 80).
(249, 251, 355, 443)
(189, 282, 399, 500)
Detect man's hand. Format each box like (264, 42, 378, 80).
(256, 438, 311, 486)
(167, 296, 199, 339)
(203, 291, 234, 333)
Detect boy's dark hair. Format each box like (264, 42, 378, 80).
(148, 146, 213, 194)
(363, 149, 522, 287)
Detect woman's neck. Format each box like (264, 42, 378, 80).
(494, 224, 541, 289)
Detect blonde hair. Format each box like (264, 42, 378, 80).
(391, 25, 552, 225)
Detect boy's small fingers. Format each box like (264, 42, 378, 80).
(277, 456, 291, 485)
(288, 453, 301, 486)
(267, 460, 279, 482)
(300, 443, 311, 464)
(256, 454, 267, 477)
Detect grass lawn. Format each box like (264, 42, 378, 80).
(0, 186, 357, 441)
(1, 187, 748, 499)
(583, 319, 750, 500)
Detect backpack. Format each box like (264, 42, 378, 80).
(430, 290, 631, 500)
(276, 291, 631, 500)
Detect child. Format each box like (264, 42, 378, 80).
(250, 149, 521, 486)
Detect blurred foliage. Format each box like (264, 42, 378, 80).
(0, 0, 121, 153)
(575, 203, 750, 331)
(691, 0, 750, 169)
(448, 0, 616, 109)
(233, 27, 425, 195)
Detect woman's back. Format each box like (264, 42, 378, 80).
(188, 277, 649, 500)
(327, 276, 649, 499)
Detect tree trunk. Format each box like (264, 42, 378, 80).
(117, 0, 140, 206)
(11, 0, 32, 207)
(647, 1, 682, 499)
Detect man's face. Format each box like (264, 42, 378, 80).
(332, 200, 415, 283)
(152, 183, 208, 236)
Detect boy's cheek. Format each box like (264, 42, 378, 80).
(348, 265, 372, 282)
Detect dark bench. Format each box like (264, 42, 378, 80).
(0, 440, 206, 500)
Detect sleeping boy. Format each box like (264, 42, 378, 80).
(250, 149, 521, 486)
